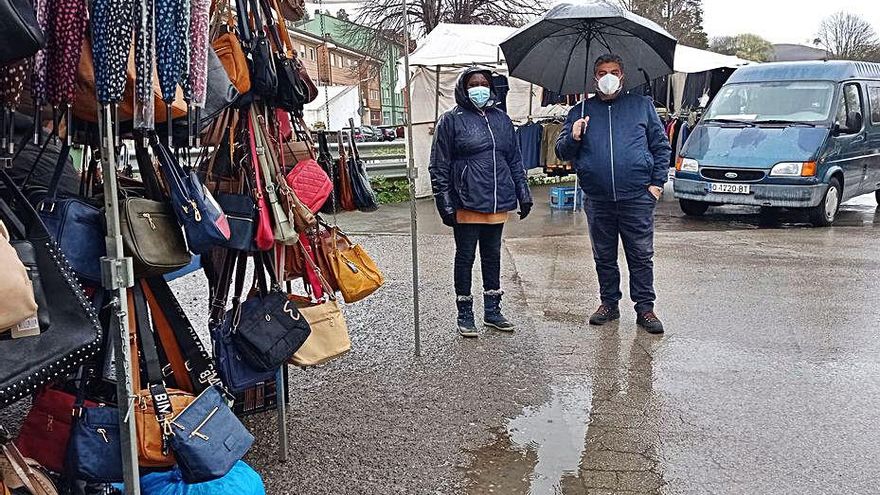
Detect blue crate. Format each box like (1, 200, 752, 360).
(549, 186, 583, 210)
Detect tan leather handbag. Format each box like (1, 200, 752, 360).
(134, 388, 196, 467)
(0, 437, 57, 495)
(213, 30, 251, 95)
(0, 220, 37, 332)
(289, 237, 351, 367)
(328, 229, 384, 303)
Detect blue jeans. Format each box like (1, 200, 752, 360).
(585, 190, 657, 313)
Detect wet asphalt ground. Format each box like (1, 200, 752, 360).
(4, 183, 880, 494)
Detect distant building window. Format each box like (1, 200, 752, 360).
(370, 89, 380, 100)
(308, 48, 315, 61)
(299, 44, 306, 58)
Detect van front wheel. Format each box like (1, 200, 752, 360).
(679, 199, 709, 216)
(809, 178, 841, 227)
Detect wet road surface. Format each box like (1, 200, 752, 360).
(4, 184, 879, 493)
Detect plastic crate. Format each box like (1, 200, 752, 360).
(549, 186, 583, 210)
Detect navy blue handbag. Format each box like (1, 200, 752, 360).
(217, 192, 256, 252)
(168, 386, 254, 483)
(65, 376, 123, 483)
(210, 252, 275, 393)
(151, 137, 230, 254)
(38, 143, 105, 283)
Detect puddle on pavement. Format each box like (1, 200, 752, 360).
(464, 383, 592, 495)
(465, 330, 665, 495)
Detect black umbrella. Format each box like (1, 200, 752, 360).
(500, 0, 676, 94)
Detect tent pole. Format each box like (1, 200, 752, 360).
(528, 83, 533, 117)
(98, 104, 140, 495)
(402, 0, 421, 357)
(434, 67, 441, 124)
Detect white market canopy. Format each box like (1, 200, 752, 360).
(399, 23, 751, 80)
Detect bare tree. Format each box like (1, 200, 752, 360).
(619, 0, 708, 48)
(710, 33, 773, 62)
(817, 11, 879, 61)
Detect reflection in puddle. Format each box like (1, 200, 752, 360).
(466, 331, 665, 494)
(466, 383, 592, 495)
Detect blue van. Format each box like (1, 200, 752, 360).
(673, 61, 880, 226)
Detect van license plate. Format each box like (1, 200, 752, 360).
(709, 183, 750, 194)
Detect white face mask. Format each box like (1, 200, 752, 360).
(597, 73, 622, 96)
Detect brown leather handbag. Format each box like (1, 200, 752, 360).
(134, 388, 195, 467)
(327, 229, 384, 303)
(73, 36, 187, 123)
(337, 133, 357, 211)
(213, 30, 251, 95)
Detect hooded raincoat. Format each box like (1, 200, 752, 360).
(429, 68, 532, 219)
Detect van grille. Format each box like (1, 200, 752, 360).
(701, 168, 765, 182)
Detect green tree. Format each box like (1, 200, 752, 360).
(816, 11, 880, 61)
(710, 33, 773, 62)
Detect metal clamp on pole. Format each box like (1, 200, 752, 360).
(101, 255, 135, 290)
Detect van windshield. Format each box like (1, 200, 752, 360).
(704, 81, 835, 124)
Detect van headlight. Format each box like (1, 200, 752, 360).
(677, 158, 699, 173)
(770, 161, 817, 177)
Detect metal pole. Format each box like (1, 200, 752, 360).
(434, 67, 441, 124)
(275, 365, 288, 461)
(98, 105, 140, 494)
(402, 0, 421, 357)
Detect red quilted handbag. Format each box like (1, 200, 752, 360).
(286, 159, 333, 213)
(16, 387, 96, 473)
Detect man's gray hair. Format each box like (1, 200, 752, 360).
(594, 54, 624, 74)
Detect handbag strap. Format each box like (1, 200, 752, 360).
(298, 233, 334, 299)
(132, 283, 174, 428)
(0, 442, 44, 495)
(235, 0, 253, 44)
(133, 135, 165, 201)
(209, 249, 238, 323)
(41, 142, 72, 206)
(144, 277, 218, 393)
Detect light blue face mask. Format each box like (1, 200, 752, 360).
(468, 86, 491, 108)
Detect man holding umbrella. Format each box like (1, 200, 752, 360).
(556, 54, 671, 334)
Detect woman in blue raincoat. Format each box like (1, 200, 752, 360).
(429, 66, 533, 338)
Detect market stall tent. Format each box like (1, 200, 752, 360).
(303, 85, 363, 130)
(398, 23, 752, 197)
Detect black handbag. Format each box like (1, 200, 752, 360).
(0, 168, 103, 408)
(231, 252, 310, 371)
(211, 252, 276, 393)
(171, 48, 240, 147)
(346, 130, 379, 212)
(316, 131, 340, 214)
(239, 0, 276, 98)
(217, 191, 256, 252)
(0, 0, 44, 64)
(259, 0, 305, 112)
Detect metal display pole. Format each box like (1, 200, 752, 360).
(402, 0, 421, 356)
(275, 365, 288, 460)
(97, 105, 141, 494)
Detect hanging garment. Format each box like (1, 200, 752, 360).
(516, 122, 543, 170)
(30, 0, 50, 106)
(156, 0, 186, 103)
(542, 122, 573, 177)
(492, 74, 510, 113)
(188, 0, 210, 107)
(134, 0, 155, 127)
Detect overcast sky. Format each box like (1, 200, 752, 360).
(702, 0, 880, 45)
(307, 0, 880, 47)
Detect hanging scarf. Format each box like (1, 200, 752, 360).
(30, 0, 50, 106)
(91, 0, 135, 104)
(134, 0, 156, 127)
(0, 60, 29, 110)
(188, 0, 210, 107)
(155, 0, 185, 102)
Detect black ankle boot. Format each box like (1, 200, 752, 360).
(456, 296, 478, 338)
(483, 290, 514, 332)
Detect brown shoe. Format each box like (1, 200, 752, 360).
(589, 305, 620, 325)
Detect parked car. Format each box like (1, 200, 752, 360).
(341, 126, 379, 143)
(377, 126, 397, 141)
(673, 60, 880, 226)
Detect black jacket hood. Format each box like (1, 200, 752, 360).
(454, 67, 498, 112)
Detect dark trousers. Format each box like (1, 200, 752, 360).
(453, 223, 504, 296)
(585, 192, 657, 313)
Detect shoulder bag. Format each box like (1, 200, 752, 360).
(0, 169, 102, 408)
(239, 0, 276, 98)
(0, 429, 57, 495)
(289, 237, 350, 367)
(121, 139, 192, 278)
(260, 0, 307, 112)
(249, 110, 297, 243)
(131, 284, 196, 468)
(346, 128, 379, 212)
(337, 133, 357, 211)
(0, 219, 37, 331)
(65, 375, 123, 483)
(211, 2, 251, 95)
(37, 143, 106, 283)
(328, 228, 384, 303)
(232, 252, 311, 371)
(316, 131, 340, 214)
(15, 387, 96, 474)
(248, 118, 276, 251)
(212, 252, 276, 392)
(151, 137, 231, 254)
(0, 0, 45, 64)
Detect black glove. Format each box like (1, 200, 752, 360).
(441, 212, 457, 227)
(518, 202, 532, 220)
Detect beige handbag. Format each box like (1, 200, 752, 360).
(0, 221, 38, 332)
(0, 435, 58, 495)
(289, 238, 351, 367)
